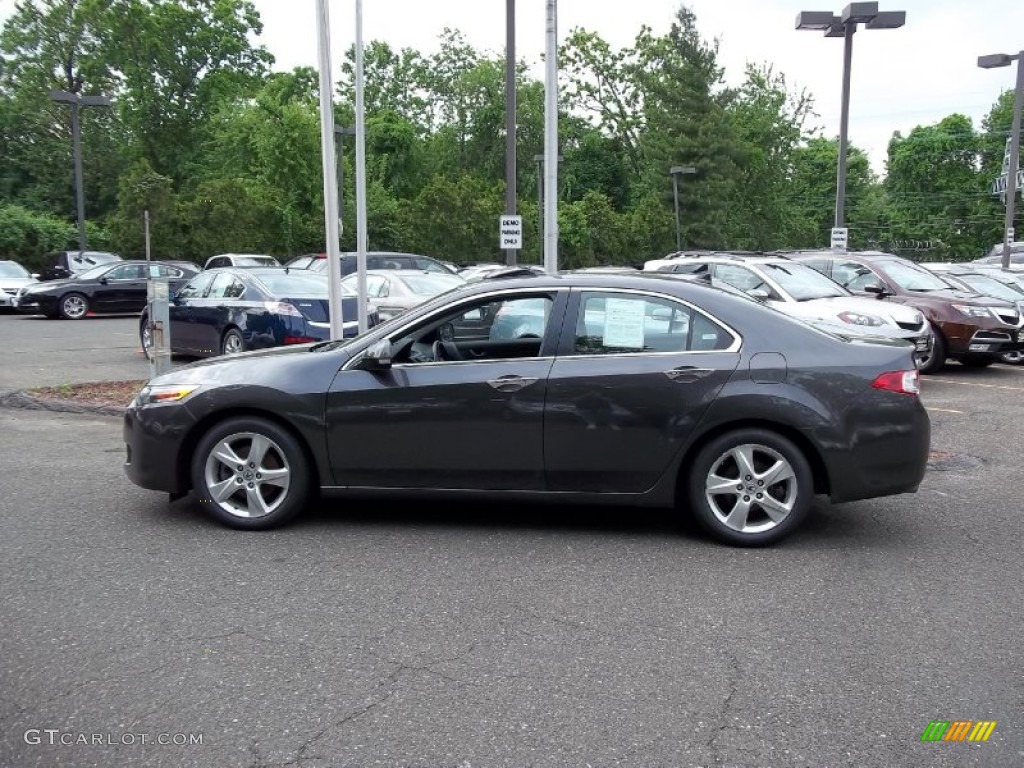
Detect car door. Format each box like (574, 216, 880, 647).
(325, 288, 569, 490)
(191, 272, 245, 354)
(93, 263, 145, 311)
(168, 271, 216, 353)
(544, 289, 741, 494)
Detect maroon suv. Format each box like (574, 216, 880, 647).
(789, 250, 1023, 372)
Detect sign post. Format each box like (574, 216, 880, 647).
(499, 215, 523, 252)
(830, 226, 849, 253)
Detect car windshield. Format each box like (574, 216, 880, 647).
(881, 260, 955, 291)
(761, 262, 848, 300)
(0, 262, 30, 278)
(70, 252, 119, 268)
(76, 264, 117, 280)
(253, 273, 329, 296)
(957, 274, 1024, 301)
(235, 256, 278, 266)
(397, 274, 464, 295)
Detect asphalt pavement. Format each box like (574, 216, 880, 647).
(1, 361, 1022, 767)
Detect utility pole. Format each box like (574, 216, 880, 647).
(505, 0, 518, 266)
(543, 0, 559, 273)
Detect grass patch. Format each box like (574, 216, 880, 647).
(27, 380, 147, 408)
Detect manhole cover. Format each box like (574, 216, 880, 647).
(927, 450, 983, 472)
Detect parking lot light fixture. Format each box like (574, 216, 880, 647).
(668, 166, 697, 252)
(978, 50, 1024, 270)
(795, 3, 906, 234)
(49, 90, 112, 253)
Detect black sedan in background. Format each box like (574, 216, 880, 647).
(124, 271, 930, 546)
(140, 267, 377, 359)
(13, 260, 198, 319)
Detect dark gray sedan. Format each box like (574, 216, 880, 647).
(123, 271, 930, 546)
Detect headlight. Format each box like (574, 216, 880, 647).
(133, 383, 200, 406)
(837, 311, 885, 327)
(951, 304, 993, 318)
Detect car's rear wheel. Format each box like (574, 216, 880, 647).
(140, 315, 153, 360)
(916, 325, 945, 374)
(221, 328, 245, 355)
(191, 417, 310, 530)
(59, 293, 89, 320)
(687, 429, 813, 546)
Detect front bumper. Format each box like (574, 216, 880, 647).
(123, 400, 197, 495)
(961, 327, 1024, 355)
(12, 292, 58, 314)
(940, 319, 1024, 356)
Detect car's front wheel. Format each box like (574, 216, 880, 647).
(687, 429, 813, 546)
(59, 293, 89, 320)
(191, 417, 311, 530)
(916, 324, 945, 374)
(1000, 349, 1024, 365)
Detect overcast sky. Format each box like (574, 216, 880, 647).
(3, 0, 1022, 175)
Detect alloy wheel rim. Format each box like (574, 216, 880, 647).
(224, 333, 242, 354)
(705, 443, 797, 534)
(203, 432, 291, 519)
(141, 325, 152, 354)
(63, 295, 86, 318)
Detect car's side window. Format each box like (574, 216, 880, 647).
(106, 264, 143, 280)
(834, 261, 878, 292)
(573, 292, 733, 355)
(711, 264, 776, 298)
(663, 262, 710, 275)
(177, 272, 216, 299)
(415, 258, 446, 273)
(368, 275, 388, 297)
(208, 273, 242, 299)
(390, 293, 556, 365)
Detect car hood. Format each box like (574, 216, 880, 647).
(0, 277, 38, 290)
(905, 288, 1015, 307)
(773, 296, 922, 327)
(148, 341, 356, 386)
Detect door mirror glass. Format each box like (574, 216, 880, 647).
(99, 277, 109, 284)
(358, 339, 392, 370)
(747, 288, 770, 301)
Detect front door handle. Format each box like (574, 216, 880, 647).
(487, 374, 538, 393)
(664, 366, 715, 383)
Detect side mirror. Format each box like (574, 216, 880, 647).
(30, 273, 40, 279)
(864, 283, 888, 298)
(357, 339, 392, 371)
(747, 288, 770, 301)
(99, 277, 109, 284)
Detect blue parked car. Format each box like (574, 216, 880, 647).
(140, 267, 377, 359)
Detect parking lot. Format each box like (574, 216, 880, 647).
(1, 312, 1023, 767)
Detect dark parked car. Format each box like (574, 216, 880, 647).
(13, 260, 198, 319)
(38, 250, 121, 281)
(789, 250, 1023, 371)
(139, 267, 377, 359)
(306, 251, 458, 276)
(124, 271, 929, 546)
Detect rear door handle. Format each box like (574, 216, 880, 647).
(664, 366, 715, 383)
(487, 374, 538, 393)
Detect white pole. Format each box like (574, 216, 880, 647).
(543, 0, 559, 273)
(315, 0, 345, 340)
(144, 209, 151, 263)
(354, 0, 369, 333)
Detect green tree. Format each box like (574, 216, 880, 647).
(787, 137, 873, 248)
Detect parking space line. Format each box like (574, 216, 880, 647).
(926, 378, 1024, 392)
(927, 407, 965, 414)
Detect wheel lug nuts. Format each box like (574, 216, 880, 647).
(737, 485, 744, 491)
(757, 493, 763, 499)
(237, 465, 243, 471)
(743, 496, 750, 502)
(249, 462, 255, 468)
(757, 480, 764, 486)
(745, 475, 752, 481)
(236, 478, 243, 484)
(255, 473, 262, 480)
(247, 482, 254, 489)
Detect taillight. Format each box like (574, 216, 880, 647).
(282, 335, 317, 345)
(871, 370, 920, 395)
(264, 301, 301, 316)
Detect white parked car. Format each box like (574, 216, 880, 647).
(0, 260, 39, 310)
(644, 252, 932, 365)
(341, 270, 465, 321)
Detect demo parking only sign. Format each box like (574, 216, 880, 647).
(499, 215, 523, 250)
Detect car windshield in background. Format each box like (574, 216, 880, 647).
(75, 264, 117, 280)
(398, 274, 464, 295)
(0, 262, 30, 278)
(762, 262, 848, 301)
(70, 252, 119, 268)
(254, 273, 329, 296)
(882, 260, 956, 291)
(235, 256, 278, 267)
(958, 274, 1024, 301)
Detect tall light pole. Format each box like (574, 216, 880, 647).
(796, 3, 906, 234)
(534, 153, 563, 263)
(49, 90, 111, 253)
(334, 124, 356, 245)
(668, 166, 696, 252)
(979, 51, 1024, 270)
(354, 0, 370, 334)
(313, 0, 345, 340)
(504, 0, 518, 266)
(543, 0, 559, 273)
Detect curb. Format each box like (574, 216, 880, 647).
(0, 389, 126, 417)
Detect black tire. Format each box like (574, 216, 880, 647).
(58, 292, 89, 320)
(959, 355, 994, 368)
(191, 416, 311, 530)
(686, 428, 814, 546)
(917, 325, 946, 375)
(221, 327, 245, 356)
